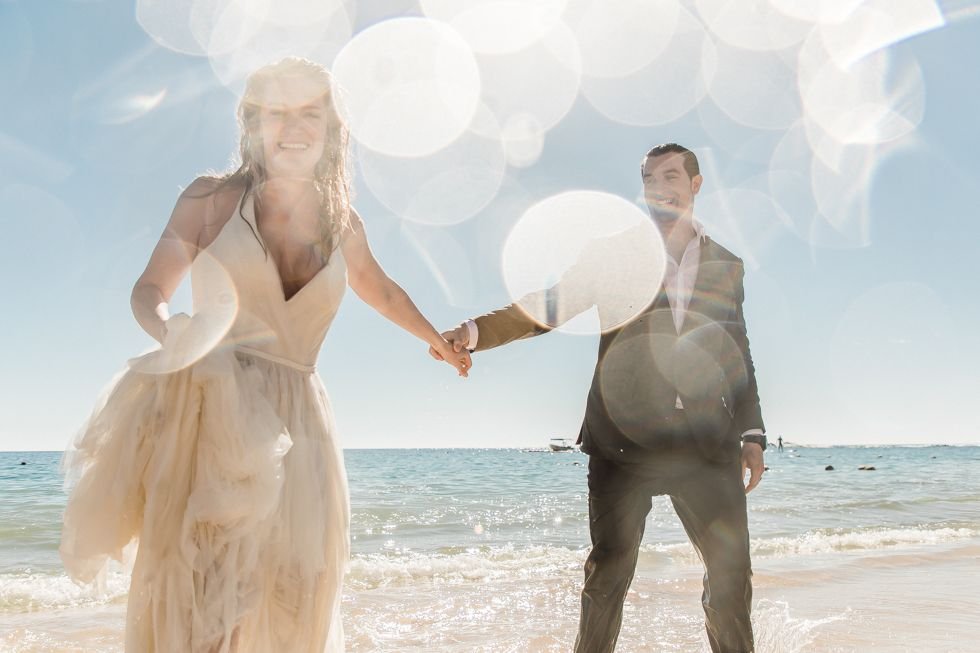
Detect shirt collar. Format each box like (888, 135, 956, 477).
(692, 217, 707, 243)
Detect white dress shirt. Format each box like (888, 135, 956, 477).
(663, 221, 706, 408)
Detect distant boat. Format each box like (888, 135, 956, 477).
(549, 438, 575, 452)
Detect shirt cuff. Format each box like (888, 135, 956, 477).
(740, 428, 764, 438)
(464, 319, 479, 351)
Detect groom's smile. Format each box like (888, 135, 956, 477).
(641, 151, 703, 224)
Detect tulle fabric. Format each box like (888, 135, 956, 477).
(61, 320, 350, 652)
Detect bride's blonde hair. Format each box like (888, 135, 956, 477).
(218, 57, 352, 260)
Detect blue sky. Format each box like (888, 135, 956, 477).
(2, 0, 979, 451)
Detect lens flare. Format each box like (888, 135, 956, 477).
(768, 0, 864, 24)
(356, 105, 506, 226)
(129, 250, 240, 375)
(99, 89, 168, 126)
(768, 123, 883, 249)
(332, 17, 481, 158)
(707, 43, 801, 130)
(671, 320, 748, 403)
(136, 0, 266, 57)
(565, 0, 681, 79)
(256, 0, 347, 27)
(501, 191, 666, 335)
(808, 143, 879, 247)
(401, 223, 478, 306)
(420, 0, 568, 54)
(695, 98, 787, 164)
(598, 331, 679, 443)
(72, 45, 172, 125)
(474, 22, 581, 140)
(695, 0, 814, 52)
(208, 4, 352, 87)
(71, 99, 204, 176)
(799, 45, 925, 148)
(815, 0, 943, 67)
(597, 277, 748, 446)
(580, 5, 714, 126)
(695, 185, 793, 266)
(204, 0, 274, 56)
(501, 114, 546, 168)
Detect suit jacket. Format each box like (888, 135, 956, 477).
(472, 235, 764, 462)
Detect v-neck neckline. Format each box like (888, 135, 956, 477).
(241, 193, 338, 305)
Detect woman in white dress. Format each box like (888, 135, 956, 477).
(59, 57, 471, 653)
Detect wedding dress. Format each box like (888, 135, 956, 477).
(61, 194, 350, 652)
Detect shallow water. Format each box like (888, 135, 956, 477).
(2, 446, 978, 651)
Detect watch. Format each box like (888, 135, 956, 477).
(741, 434, 767, 451)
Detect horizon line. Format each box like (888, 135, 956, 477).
(3, 442, 980, 455)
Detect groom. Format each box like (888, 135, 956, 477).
(434, 144, 766, 653)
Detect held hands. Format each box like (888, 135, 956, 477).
(428, 326, 471, 378)
(741, 442, 765, 494)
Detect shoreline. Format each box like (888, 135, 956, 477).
(3, 540, 979, 652)
(3, 447, 978, 651)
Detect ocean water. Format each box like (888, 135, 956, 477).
(1, 446, 979, 652)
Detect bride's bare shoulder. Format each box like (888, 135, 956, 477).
(174, 175, 247, 249)
(179, 175, 246, 212)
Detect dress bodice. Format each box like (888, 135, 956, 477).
(190, 195, 347, 371)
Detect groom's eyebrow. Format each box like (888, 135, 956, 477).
(643, 164, 682, 179)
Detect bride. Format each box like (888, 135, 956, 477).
(60, 57, 471, 652)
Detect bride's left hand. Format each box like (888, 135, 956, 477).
(431, 339, 472, 377)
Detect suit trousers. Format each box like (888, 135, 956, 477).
(574, 414, 754, 653)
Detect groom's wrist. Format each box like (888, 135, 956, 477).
(740, 433, 767, 451)
(464, 320, 479, 352)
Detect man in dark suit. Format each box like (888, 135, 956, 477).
(434, 143, 766, 653)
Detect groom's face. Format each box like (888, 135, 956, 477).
(642, 153, 703, 224)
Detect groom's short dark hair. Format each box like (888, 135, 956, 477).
(643, 143, 700, 179)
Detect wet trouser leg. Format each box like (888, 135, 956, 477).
(671, 459, 754, 653)
(574, 457, 653, 653)
(574, 453, 754, 653)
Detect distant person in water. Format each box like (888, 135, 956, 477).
(778, 436, 784, 452)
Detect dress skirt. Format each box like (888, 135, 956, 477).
(60, 332, 350, 653)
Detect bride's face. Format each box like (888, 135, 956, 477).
(255, 75, 331, 179)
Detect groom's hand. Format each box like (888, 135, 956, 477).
(741, 443, 765, 494)
(443, 326, 469, 352)
(428, 326, 469, 360)
(429, 326, 472, 377)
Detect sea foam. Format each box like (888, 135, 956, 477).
(0, 570, 128, 610)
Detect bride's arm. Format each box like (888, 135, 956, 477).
(130, 177, 220, 342)
(341, 209, 471, 376)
